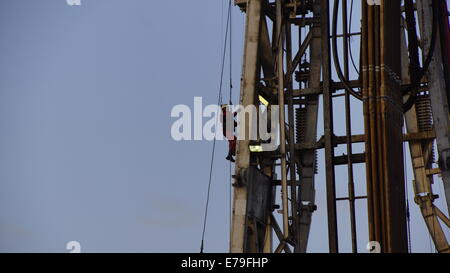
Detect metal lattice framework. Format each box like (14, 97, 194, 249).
(230, 0, 450, 253)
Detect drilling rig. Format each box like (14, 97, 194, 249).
(230, 0, 450, 253)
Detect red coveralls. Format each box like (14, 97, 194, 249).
(221, 107, 237, 161)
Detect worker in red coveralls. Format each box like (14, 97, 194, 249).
(221, 104, 237, 162)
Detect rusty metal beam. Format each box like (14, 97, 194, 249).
(321, 0, 339, 253)
(230, 0, 263, 253)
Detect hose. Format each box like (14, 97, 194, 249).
(332, 0, 363, 100)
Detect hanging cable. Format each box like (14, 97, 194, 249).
(332, 0, 363, 100)
(200, 1, 232, 253)
(348, 0, 360, 75)
(228, 0, 234, 248)
(403, 127, 412, 252)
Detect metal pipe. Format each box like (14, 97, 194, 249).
(321, 0, 339, 253)
(381, 1, 409, 252)
(276, 0, 290, 240)
(374, 3, 387, 251)
(361, 0, 375, 244)
(285, 20, 298, 243)
(342, 0, 358, 253)
(368, 2, 382, 245)
(363, 0, 408, 252)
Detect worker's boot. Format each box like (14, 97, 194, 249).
(226, 153, 235, 163)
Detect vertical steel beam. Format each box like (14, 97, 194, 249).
(321, 0, 339, 253)
(285, 14, 298, 245)
(342, 0, 358, 253)
(295, 2, 321, 253)
(276, 0, 290, 240)
(230, 0, 262, 253)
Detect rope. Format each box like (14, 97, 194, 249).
(403, 127, 412, 252)
(348, 0, 360, 75)
(228, 0, 234, 245)
(200, 0, 232, 253)
(332, 0, 363, 100)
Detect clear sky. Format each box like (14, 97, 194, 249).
(0, 0, 448, 253)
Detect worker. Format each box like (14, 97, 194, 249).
(221, 104, 237, 162)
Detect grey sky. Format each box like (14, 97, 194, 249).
(0, 0, 447, 253)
